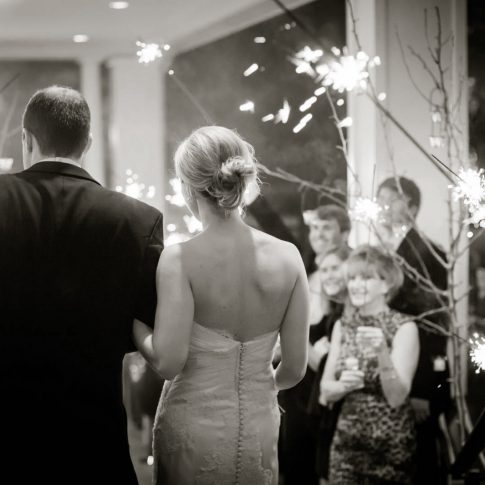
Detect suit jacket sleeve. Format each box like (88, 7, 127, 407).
(134, 213, 164, 328)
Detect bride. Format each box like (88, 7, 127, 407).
(134, 126, 310, 485)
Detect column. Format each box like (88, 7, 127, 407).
(105, 56, 169, 212)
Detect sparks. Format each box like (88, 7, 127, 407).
(165, 178, 186, 207)
(293, 114, 313, 134)
(470, 333, 485, 373)
(261, 113, 275, 122)
(350, 197, 382, 224)
(299, 96, 317, 112)
(295, 45, 323, 64)
(465, 204, 485, 227)
(319, 51, 371, 93)
(289, 57, 316, 76)
(337, 116, 353, 128)
(164, 232, 190, 247)
(451, 168, 485, 212)
(274, 99, 291, 124)
(136, 41, 162, 64)
(243, 63, 259, 77)
(254, 36, 266, 44)
(117, 171, 156, 200)
(239, 101, 255, 113)
(183, 215, 203, 234)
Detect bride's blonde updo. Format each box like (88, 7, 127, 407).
(174, 126, 258, 211)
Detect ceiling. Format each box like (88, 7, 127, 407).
(0, 0, 312, 55)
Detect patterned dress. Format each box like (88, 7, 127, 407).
(329, 309, 416, 484)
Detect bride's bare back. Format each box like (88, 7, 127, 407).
(183, 223, 298, 341)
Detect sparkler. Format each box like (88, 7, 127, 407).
(470, 333, 485, 373)
(350, 197, 382, 224)
(451, 168, 485, 212)
(116, 170, 156, 200)
(136, 41, 162, 64)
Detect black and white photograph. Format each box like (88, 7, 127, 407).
(1, 0, 485, 483)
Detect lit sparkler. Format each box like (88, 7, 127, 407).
(165, 178, 186, 207)
(136, 41, 162, 64)
(321, 52, 371, 92)
(350, 197, 382, 223)
(451, 168, 485, 212)
(470, 333, 485, 373)
(116, 170, 156, 200)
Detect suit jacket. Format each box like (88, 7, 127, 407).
(0, 162, 163, 484)
(390, 228, 450, 414)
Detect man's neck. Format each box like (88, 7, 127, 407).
(379, 223, 411, 251)
(35, 156, 82, 168)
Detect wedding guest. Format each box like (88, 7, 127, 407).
(307, 244, 350, 483)
(321, 245, 419, 484)
(279, 205, 350, 485)
(377, 176, 451, 484)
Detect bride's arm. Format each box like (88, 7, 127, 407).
(275, 245, 310, 391)
(134, 244, 194, 380)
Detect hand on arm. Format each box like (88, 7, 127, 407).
(134, 244, 195, 380)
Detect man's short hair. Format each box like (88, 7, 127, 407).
(315, 204, 351, 234)
(23, 86, 90, 158)
(378, 176, 421, 211)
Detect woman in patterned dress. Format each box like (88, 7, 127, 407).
(321, 245, 419, 484)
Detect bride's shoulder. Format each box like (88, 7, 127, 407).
(250, 228, 302, 264)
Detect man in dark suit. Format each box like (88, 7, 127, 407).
(0, 86, 163, 484)
(377, 176, 450, 484)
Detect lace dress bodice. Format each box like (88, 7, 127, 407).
(153, 322, 280, 485)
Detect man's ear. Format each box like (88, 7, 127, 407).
(85, 133, 93, 155)
(22, 129, 34, 152)
(408, 204, 419, 220)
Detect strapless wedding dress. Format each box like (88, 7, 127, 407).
(152, 322, 280, 485)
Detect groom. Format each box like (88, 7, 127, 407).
(0, 86, 163, 484)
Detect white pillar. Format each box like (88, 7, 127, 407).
(80, 57, 105, 185)
(346, 0, 469, 389)
(105, 57, 168, 212)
